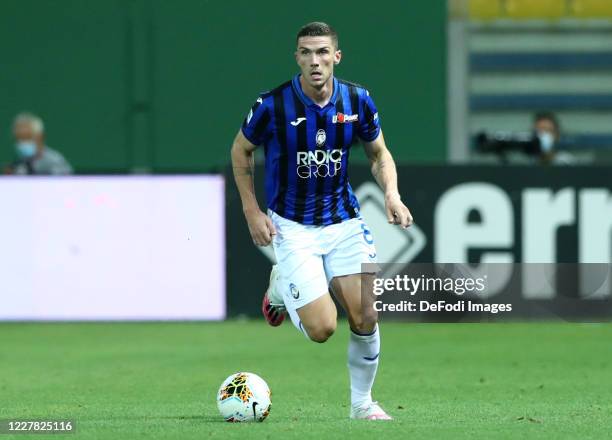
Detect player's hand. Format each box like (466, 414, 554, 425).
(244, 209, 277, 246)
(385, 193, 413, 228)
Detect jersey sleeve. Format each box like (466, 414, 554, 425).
(357, 90, 381, 142)
(241, 96, 271, 146)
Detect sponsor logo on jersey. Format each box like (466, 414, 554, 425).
(332, 113, 358, 124)
(296, 149, 343, 179)
(290, 117, 307, 127)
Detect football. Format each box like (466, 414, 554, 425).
(216, 372, 271, 422)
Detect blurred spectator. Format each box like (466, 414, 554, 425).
(4, 112, 72, 175)
(533, 111, 575, 165)
(475, 111, 576, 165)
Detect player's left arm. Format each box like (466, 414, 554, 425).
(363, 131, 414, 228)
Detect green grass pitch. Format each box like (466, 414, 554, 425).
(1, 321, 611, 439)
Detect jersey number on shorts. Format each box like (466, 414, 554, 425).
(360, 222, 374, 245)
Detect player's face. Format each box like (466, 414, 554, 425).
(295, 36, 341, 89)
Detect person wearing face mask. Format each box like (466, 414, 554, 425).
(533, 111, 575, 165)
(475, 111, 577, 165)
(4, 112, 73, 175)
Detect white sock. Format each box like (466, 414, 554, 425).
(348, 324, 380, 408)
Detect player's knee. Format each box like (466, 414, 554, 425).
(308, 320, 336, 343)
(349, 309, 378, 334)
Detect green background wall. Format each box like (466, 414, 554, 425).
(0, 0, 446, 173)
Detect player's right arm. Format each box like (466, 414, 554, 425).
(231, 130, 276, 246)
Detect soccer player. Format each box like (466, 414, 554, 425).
(231, 22, 413, 420)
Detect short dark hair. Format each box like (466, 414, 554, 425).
(296, 22, 338, 48)
(534, 111, 561, 134)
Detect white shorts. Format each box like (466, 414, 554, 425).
(269, 210, 378, 314)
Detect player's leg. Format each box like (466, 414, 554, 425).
(330, 273, 377, 333)
(278, 261, 338, 342)
(323, 217, 391, 420)
(330, 274, 390, 420)
(293, 292, 337, 343)
(264, 263, 337, 342)
(265, 210, 337, 342)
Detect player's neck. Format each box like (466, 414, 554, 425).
(299, 74, 334, 107)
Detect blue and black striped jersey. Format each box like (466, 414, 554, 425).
(241, 74, 381, 226)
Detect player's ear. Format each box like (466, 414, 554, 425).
(334, 49, 342, 65)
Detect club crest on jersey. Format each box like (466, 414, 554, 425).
(315, 129, 326, 147)
(332, 112, 358, 124)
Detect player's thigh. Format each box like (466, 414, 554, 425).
(275, 250, 329, 305)
(295, 292, 337, 342)
(270, 212, 336, 336)
(324, 218, 378, 332)
(277, 256, 337, 341)
(331, 273, 378, 334)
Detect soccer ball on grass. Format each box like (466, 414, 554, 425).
(216, 372, 271, 422)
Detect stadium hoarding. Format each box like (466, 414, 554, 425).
(0, 176, 225, 321)
(226, 165, 612, 318)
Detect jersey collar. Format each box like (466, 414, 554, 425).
(292, 74, 338, 109)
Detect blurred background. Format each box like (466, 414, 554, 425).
(0, 0, 445, 173)
(451, 0, 612, 165)
(1, 0, 611, 320)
